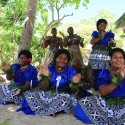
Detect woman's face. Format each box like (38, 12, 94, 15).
(19, 54, 28, 66)
(110, 52, 125, 69)
(98, 22, 107, 31)
(56, 54, 68, 68)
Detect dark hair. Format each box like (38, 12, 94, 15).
(51, 28, 57, 32)
(67, 27, 73, 32)
(53, 49, 71, 64)
(109, 48, 125, 59)
(18, 50, 32, 59)
(96, 19, 107, 31)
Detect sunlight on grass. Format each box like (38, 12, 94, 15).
(7, 106, 15, 112)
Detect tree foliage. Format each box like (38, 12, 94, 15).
(0, 0, 89, 70)
(1, 0, 124, 71)
(116, 13, 125, 28)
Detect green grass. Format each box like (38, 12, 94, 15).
(0, 121, 8, 125)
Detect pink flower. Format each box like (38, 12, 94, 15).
(27, 58, 32, 63)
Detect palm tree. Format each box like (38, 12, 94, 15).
(116, 13, 125, 28)
(18, 0, 38, 52)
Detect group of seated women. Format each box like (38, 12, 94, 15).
(1, 47, 125, 125)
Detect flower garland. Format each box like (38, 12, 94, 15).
(111, 73, 123, 86)
(92, 45, 112, 51)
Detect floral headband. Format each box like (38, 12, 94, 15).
(27, 58, 32, 63)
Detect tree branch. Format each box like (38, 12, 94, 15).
(60, 13, 73, 20)
(37, 0, 74, 49)
(58, 0, 66, 10)
(48, 1, 54, 21)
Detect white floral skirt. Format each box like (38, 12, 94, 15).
(89, 49, 110, 69)
(0, 84, 22, 105)
(24, 89, 77, 116)
(77, 96, 125, 125)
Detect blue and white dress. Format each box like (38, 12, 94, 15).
(74, 69, 125, 125)
(89, 30, 115, 90)
(0, 64, 38, 104)
(18, 65, 77, 116)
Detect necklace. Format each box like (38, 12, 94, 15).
(110, 67, 120, 74)
(56, 67, 64, 72)
(20, 65, 29, 70)
(57, 68, 62, 72)
(58, 68, 62, 70)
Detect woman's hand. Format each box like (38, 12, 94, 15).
(100, 31, 105, 37)
(108, 40, 116, 47)
(2, 63, 14, 80)
(72, 74, 81, 83)
(70, 74, 81, 94)
(39, 65, 49, 77)
(2, 63, 11, 71)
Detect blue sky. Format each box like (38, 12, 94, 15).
(62, 0, 125, 23)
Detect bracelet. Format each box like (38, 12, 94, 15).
(111, 74, 122, 86)
(69, 82, 80, 89)
(40, 74, 50, 82)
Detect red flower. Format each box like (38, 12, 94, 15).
(27, 58, 32, 63)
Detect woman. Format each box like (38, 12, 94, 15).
(18, 49, 81, 116)
(89, 19, 115, 90)
(0, 50, 38, 104)
(74, 48, 125, 125)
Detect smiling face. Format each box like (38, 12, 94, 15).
(98, 22, 107, 32)
(56, 53, 68, 69)
(110, 52, 125, 70)
(18, 54, 28, 66)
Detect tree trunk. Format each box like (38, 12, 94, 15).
(18, 0, 38, 52)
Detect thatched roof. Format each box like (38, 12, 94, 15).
(116, 13, 125, 28)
